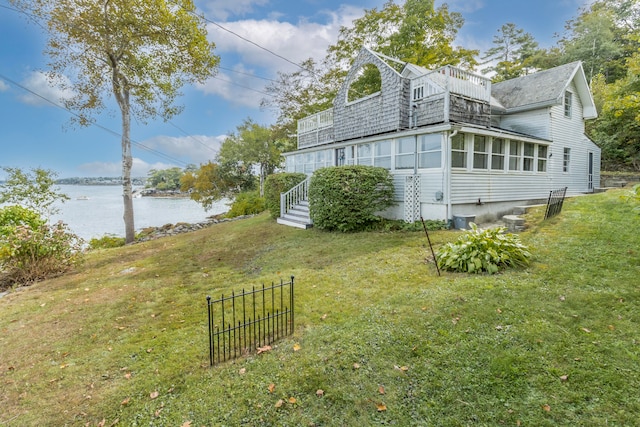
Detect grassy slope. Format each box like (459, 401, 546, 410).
(0, 189, 639, 426)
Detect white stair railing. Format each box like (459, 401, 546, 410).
(280, 177, 311, 219)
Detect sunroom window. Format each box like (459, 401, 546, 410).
(509, 141, 521, 171)
(451, 133, 467, 168)
(396, 137, 415, 169)
(491, 138, 505, 170)
(418, 134, 441, 168)
(473, 135, 488, 169)
(523, 143, 535, 171)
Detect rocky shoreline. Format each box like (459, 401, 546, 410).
(134, 214, 254, 243)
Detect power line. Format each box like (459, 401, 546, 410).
(0, 71, 191, 167)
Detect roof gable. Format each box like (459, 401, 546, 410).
(491, 62, 597, 119)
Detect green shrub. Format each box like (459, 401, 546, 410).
(308, 165, 396, 232)
(622, 183, 640, 213)
(264, 173, 307, 219)
(0, 220, 84, 288)
(437, 223, 531, 274)
(88, 235, 126, 249)
(371, 218, 449, 232)
(0, 205, 45, 236)
(226, 191, 266, 218)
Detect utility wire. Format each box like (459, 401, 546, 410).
(0, 71, 190, 167)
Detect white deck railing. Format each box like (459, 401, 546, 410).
(280, 176, 311, 218)
(417, 66, 491, 103)
(297, 109, 334, 134)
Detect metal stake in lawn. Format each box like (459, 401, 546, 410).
(421, 216, 441, 276)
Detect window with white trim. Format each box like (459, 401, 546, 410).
(357, 143, 372, 166)
(396, 137, 415, 170)
(523, 142, 535, 171)
(563, 147, 571, 172)
(491, 138, 505, 170)
(537, 145, 548, 172)
(418, 134, 441, 168)
(473, 135, 488, 169)
(451, 133, 467, 168)
(564, 91, 572, 118)
(508, 141, 521, 171)
(374, 140, 391, 169)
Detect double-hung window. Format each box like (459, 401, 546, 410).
(523, 143, 535, 171)
(418, 134, 441, 168)
(374, 140, 391, 169)
(564, 91, 572, 118)
(451, 133, 467, 168)
(491, 138, 505, 170)
(563, 147, 571, 172)
(508, 141, 521, 171)
(473, 135, 488, 169)
(357, 143, 372, 166)
(396, 137, 415, 170)
(537, 145, 548, 172)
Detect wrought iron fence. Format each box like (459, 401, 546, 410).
(206, 276, 294, 366)
(544, 187, 568, 220)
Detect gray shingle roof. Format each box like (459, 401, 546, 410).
(491, 61, 581, 110)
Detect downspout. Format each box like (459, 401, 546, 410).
(445, 129, 459, 223)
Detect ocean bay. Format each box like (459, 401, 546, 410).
(50, 185, 228, 241)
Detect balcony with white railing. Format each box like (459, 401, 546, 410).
(296, 108, 335, 149)
(418, 65, 491, 103)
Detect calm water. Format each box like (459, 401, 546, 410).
(49, 185, 229, 241)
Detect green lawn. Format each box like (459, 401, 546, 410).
(1, 188, 639, 426)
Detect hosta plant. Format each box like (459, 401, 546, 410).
(437, 223, 531, 274)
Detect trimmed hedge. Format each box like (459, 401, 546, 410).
(309, 165, 396, 232)
(264, 173, 307, 219)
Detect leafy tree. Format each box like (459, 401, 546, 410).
(180, 161, 254, 211)
(0, 167, 69, 217)
(482, 23, 540, 81)
(590, 47, 640, 170)
(11, 0, 220, 243)
(263, 0, 477, 151)
(146, 167, 184, 191)
(218, 119, 283, 196)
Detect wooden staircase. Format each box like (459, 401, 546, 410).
(277, 177, 313, 229)
(277, 200, 312, 229)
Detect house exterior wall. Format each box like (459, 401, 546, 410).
(547, 81, 600, 194)
(449, 95, 491, 126)
(494, 108, 551, 140)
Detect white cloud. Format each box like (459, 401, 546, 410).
(201, 5, 363, 104)
(201, 0, 269, 21)
(0, 80, 9, 92)
(142, 134, 225, 164)
(18, 71, 74, 107)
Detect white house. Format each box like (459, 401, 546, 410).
(280, 48, 600, 228)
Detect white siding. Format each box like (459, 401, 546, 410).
(548, 81, 600, 194)
(451, 171, 552, 204)
(496, 109, 551, 140)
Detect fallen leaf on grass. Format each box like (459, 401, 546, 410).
(542, 404, 551, 412)
(293, 343, 301, 351)
(581, 328, 591, 333)
(321, 314, 328, 320)
(394, 365, 409, 372)
(560, 374, 569, 382)
(378, 386, 385, 395)
(316, 389, 324, 397)
(180, 422, 192, 427)
(257, 345, 272, 355)
(150, 391, 159, 399)
(98, 419, 106, 427)
(608, 324, 615, 331)
(353, 363, 360, 370)
(288, 397, 297, 404)
(268, 383, 275, 393)
(376, 402, 387, 412)
(121, 397, 130, 406)
(124, 372, 131, 380)
(275, 399, 284, 408)
(146, 348, 153, 353)
(238, 368, 246, 375)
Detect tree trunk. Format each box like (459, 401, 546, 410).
(121, 95, 135, 243)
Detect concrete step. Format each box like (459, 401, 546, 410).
(512, 204, 546, 215)
(277, 217, 313, 229)
(502, 214, 526, 232)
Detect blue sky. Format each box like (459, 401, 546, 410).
(0, 0, 590, 179)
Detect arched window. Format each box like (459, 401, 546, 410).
(347, 63, 382, 103)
